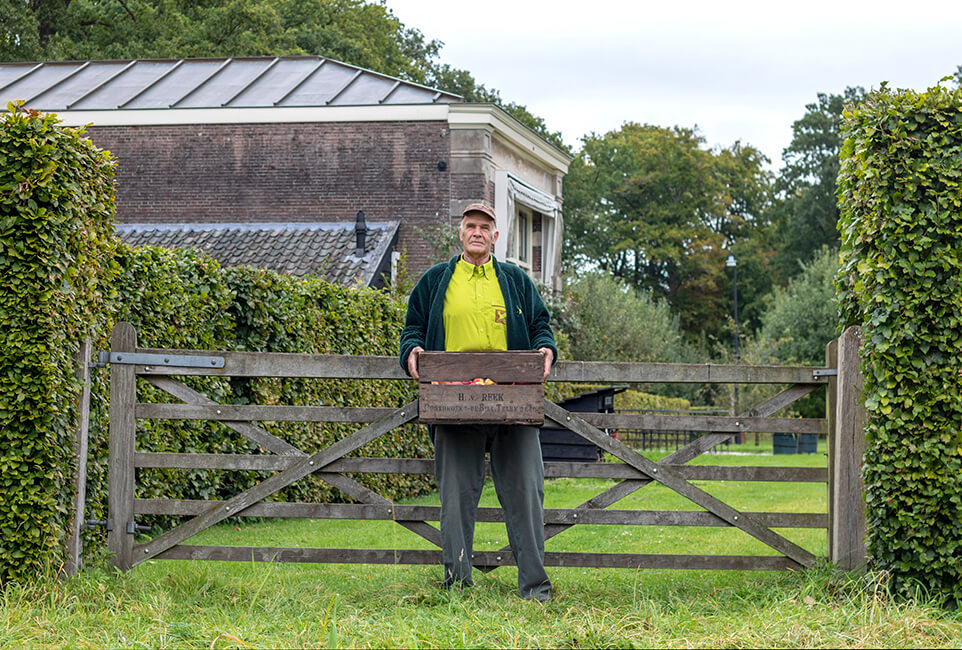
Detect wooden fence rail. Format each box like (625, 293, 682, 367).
(104, 322, 867, 574)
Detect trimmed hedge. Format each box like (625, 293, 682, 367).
(81, 246, 431, 536)
(0, 104, 117, 582)
(1, 106, 431, 581)
(837, 82, 962, 601)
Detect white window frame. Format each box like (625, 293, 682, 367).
(509, 206, 533, 270)
(494, 171, 561, 288)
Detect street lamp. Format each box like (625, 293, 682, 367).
(726, 254, 744, 443)
(726, 254, 739, 362)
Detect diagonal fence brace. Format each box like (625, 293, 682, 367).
(544, 401, 817, 568)
(131, 400, 419, 566)
(482, 386, 822, 568)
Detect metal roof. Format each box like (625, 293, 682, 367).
(0, 57, 461, 111)
(115, 221, 400, 287)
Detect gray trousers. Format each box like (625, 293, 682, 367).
(434, 423, 552, 600)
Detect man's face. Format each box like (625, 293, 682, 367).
(459, 213, 498, 257)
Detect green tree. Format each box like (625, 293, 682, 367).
(769, 87, 865, 279)
(563, 123, 770, 338)
(2, 0, 441, 83)
(753, 246, 839, 366)
(559, 272, 688, 364)
(1, 0, 568, 151)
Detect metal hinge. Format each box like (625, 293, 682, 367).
(126, 521, 151, 535)
(84, 518, 113, 531)
(812, 369, 838, 378)
(97, 351, 225, 369)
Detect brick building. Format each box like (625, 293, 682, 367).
(0, 57, 571, 288)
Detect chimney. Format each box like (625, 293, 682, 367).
(355, 210, 367, 256)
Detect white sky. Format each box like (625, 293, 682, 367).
(386, 0, 962, 169)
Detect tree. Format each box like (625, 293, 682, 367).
(1, 0, 568, 151)
(753, 246, 839, 366)
(563, 123, 770, 338)
(769, 87, 865, 279)
(2, 0, 441, 82)
(559, 272, 689, 364)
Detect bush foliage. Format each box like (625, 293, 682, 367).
(0, 104, 117, 582)
(1, 107, 430, 582)
(559, 272, 689, 364)
(837, 82, 962, 602)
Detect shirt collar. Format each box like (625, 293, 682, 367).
(457, 255, 494, 278)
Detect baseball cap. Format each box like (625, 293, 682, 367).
(461, 202, 496, 223)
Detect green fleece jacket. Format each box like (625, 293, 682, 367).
(398, 255, 558, 375)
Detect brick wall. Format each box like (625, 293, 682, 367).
(88, 121, 451, 276)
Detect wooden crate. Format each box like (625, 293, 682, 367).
(418, 351, 545, 426)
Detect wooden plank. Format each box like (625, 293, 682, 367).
(134, 500, 825, 528)
(151, 545, 801, 570)
(133, 452, 827, 483)
(831, 326, 867, 571)
(418, 351, 545, 383)
(66, 337, 92, 576)
(129, 400, 419, 567)
(108, 323, 137, 571)
(545, 401, 819, 567)
(135, 349, 406, 379)
(136, 402, 395, 424)
(136, 401, 823, 433)
(575, 412, 827, 434)
(549, 361, 827, 385)
(825, 337, 838, 560)
(144, 375, 304, 456)
(418, 383, 544, 425)
(131, 346, 825, 385)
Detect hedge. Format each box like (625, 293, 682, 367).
(81, 246, 431, 542)
(0, 106, 431, 581)
(0, 104, 117, 582)
(837, 82, 962, 601)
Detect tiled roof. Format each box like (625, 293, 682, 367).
(0, 56, 461, 111)
(115, 221, 399, 287)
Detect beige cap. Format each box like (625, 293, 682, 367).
(461, 202, 496, 223)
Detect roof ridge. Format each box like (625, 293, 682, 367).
(115, 221, 400, 233)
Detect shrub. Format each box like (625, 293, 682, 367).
(836, 81, 962, 602)
(755, 246, 841, 366)
(0, 103, 117, 582)
(560, 272, 688, 363)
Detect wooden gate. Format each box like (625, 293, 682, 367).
(105, 322, 867, 573)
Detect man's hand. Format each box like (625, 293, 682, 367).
(407, 346, 424, 380)
(538, 347, 553, 381)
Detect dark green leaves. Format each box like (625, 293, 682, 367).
(837, 82, 962, 603)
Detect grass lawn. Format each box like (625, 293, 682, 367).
(2, 448, 960, 648)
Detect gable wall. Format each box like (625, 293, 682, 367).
(87, 121, 452, 276)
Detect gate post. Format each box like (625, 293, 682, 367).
(108, 323, 137, 570)
(65, 338, 93, 575)
(830, 326, 868, 570)
(824, 336, 838, 562)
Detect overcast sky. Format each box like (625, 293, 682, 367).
(386, 0, 962, 169)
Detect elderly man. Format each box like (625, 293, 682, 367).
(399, 202, 557, 602)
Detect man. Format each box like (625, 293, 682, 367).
(399, 202, 557, 602)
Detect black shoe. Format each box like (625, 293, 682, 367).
(521, 589, 552, 602)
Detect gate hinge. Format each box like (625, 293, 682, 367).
(812, 369, 838, 378)
(84, 518, 113, 531)
(98, 351, 225, 369)
(126, 521, 151, 535)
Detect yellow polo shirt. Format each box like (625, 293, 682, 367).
(443, 256, 508, 351)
